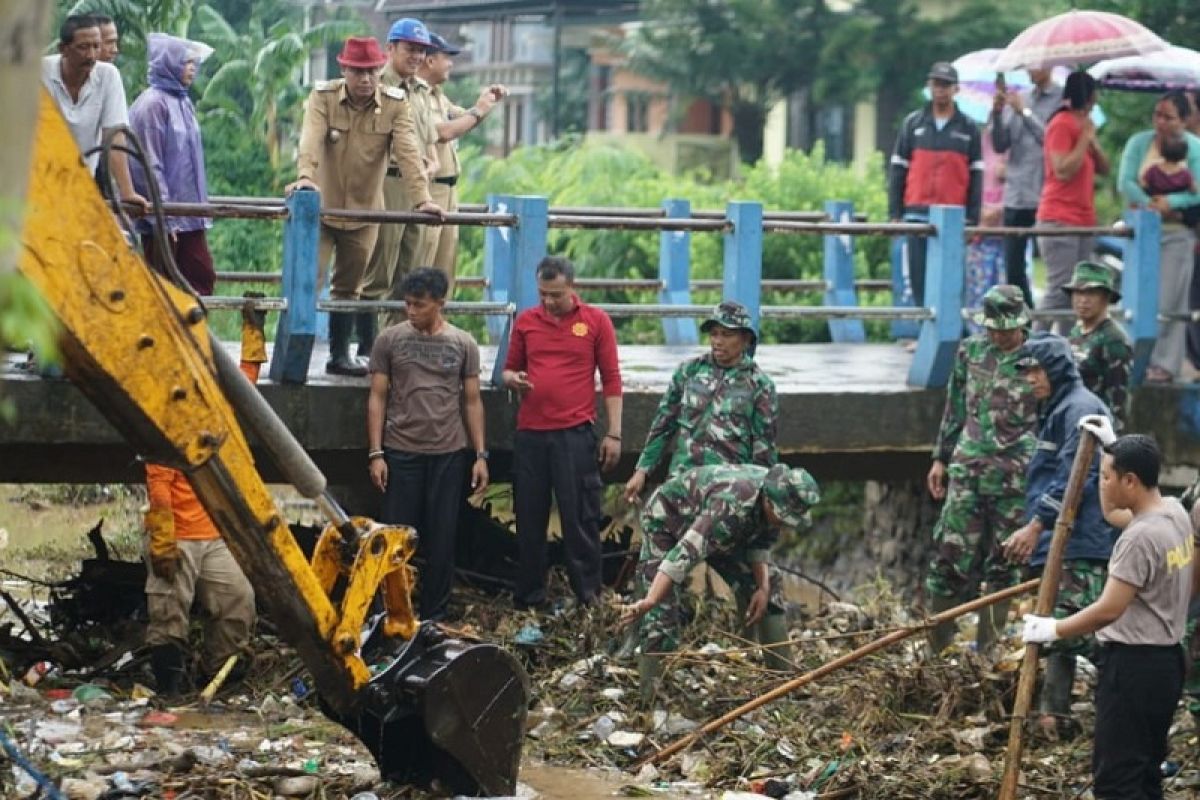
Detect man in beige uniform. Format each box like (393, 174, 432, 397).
(418, 32, 507, 295)
(359, 18, 438, 338)
(286, 36, 441, 376)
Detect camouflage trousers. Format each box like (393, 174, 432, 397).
(925, 479, 1023, 600)
(1029, 559, 1107, 657)
(635, 531, 785, 654)
(1183, 605, 1200, 718)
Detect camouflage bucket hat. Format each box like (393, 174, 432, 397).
(762, 464, 821, 529)
(972, 284, 1031, 330)
(1062, 260, 1121, 302)
(701, 301, 757, 343)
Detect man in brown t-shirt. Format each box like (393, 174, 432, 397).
(1023, 427, 1196, 799)
(367, 267, 488, 620)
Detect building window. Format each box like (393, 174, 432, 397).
(625, 92, 649, 133)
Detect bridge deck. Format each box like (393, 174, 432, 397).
(1, 343, 1195, 486)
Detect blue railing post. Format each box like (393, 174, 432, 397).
(484, 193, 513, 343)
(722, 201, 763, 332)
(269, 189, 320, 384)
(823, 199, 865, 343)
(907, 205, 964, 388)
(490, 194, 548, 386)
(659, 199, 698, 345)
(1121, 208, 1161, 386)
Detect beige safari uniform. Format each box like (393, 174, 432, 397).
(419, 85, 464, 294)
(361, 68, 437, 310)
(296, 78, 430, 299)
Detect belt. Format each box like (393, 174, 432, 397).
(386, 166, 402, 178)
(434, 175, 458, 186)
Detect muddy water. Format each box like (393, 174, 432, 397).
(521, 763, 691, 799)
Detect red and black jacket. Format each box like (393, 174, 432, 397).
(888, 104, 983, 224)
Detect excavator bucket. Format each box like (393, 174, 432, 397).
(329, 622, 530, 796)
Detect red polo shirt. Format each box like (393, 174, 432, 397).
(504, 296, 623, 431)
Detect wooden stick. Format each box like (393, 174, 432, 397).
(998, 433, 1097, 799)
(638, 577, 1040, 767)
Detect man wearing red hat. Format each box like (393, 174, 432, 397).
(287, 36, 443, 376)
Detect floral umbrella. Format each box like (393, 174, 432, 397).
(1089, 46, 1200, 92)
(995, 9, 1168, 71)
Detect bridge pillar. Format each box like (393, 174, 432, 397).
(823, 199, 865, 343)
(490, 194, 547, 386)
(269, 189, 320, 384)
(1121, 208, 1161, 387)
(907, 205, 963, 388)
(659, 199, 698, 345)
(723, 201, 763, 334)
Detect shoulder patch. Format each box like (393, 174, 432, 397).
(383, 86, 407, 101)
(314, 80, 339, 92)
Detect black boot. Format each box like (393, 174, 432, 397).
(326, 313, 367, 376)
(354, 311, 377, 362)
(150, 644, 187, 697)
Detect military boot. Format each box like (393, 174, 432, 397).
(326, 313, 367, 376)
(975, 599, 1011, 656)
(637, 654, 662, 706)
(927, 594, 960, 655)
(354, 311, 377, 363)
(756, 613, 792, 672)
(150, 644, 187, 698)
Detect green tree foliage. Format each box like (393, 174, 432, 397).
(628, 0, 834, 164)
(534, 47, 591, 137)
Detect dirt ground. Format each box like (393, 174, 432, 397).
(3, 488, 1200, 799)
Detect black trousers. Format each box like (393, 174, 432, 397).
(380, 449, 470, 621)
(1093, 642, 1185, 800)
(907, 233, 928, 308)
(1002, 207, 1037, 308)
(513, 425, 603, 606)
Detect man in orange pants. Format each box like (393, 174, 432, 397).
(143, 304, 264, 695)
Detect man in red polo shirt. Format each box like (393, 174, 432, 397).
(502, 256, 623, 609)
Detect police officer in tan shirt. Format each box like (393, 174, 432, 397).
(418, 32, 507, 296)
(360, 18, 440, 336)
(286, 36, 442, 376)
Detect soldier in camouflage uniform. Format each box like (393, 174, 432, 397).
(1004, 334, 1117, 734)
(624, 300, 778, 494)
(925, 285, 1038, 654)
(1064, 261, 1132, 431)
(620, 464, 820, 701)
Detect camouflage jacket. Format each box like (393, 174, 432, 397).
(641, 464, 778, 584)
(1069, 317, 1132, 432)
(933, 335, 1038, 494)
(635, 354, 778, 476)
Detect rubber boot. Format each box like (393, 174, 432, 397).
(354, 311, 377, 362)
(1038, 652, 1076, 719)
(326, 313, 367, 376)
(927, 594, 959, 655)
(150, 644, 187, 698)
(756, 613, 792, 672)
(638, 654, 662, 706)
(975, 599, 1011, 656)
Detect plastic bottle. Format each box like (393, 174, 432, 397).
(22, 661, 56, 687)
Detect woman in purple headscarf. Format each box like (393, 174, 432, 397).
(129, 33, 215, 294)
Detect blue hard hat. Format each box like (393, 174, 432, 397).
(387, 18, 431, 46)
(429, 32, 462, 55)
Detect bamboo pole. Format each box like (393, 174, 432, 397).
(639, 577, 1041, 767)
(998, 433, 1098, 799)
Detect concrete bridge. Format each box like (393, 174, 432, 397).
(4, 342, 1199, 491)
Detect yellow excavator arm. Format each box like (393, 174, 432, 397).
(18, 90, 527, 796)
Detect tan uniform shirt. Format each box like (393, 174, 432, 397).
(295, 79, 430, 230)
(428, 86, 463, 179)
(381, 67, 437, 164)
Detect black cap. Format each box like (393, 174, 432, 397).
(429, 32, 462, 55)
(928, 61, 958, 84)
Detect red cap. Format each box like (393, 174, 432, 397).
(336, 37, 387, 69)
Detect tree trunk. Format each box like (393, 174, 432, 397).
(729, 100, 767, 165)
(0, 0, 50, 273)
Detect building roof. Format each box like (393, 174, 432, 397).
(372, 0, 639, 23)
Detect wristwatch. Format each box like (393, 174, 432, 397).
(467, 107, 484, 122)
(476, 450, 490, 461)
(1021, 107, 1033, 119)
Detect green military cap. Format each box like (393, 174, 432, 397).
(701, 300, 757, 343)
(972, 284, 1031, 331)
(762, 464, 821, 529)
(1062, 260, 1121, 302)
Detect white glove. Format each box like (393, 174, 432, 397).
(1078, 414, 1116, 446)
(1021, 614, 1060, 644)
